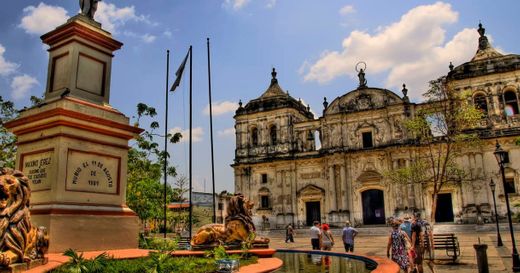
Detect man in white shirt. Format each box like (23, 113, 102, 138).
(310, 221, 322, 250)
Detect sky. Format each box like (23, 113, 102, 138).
(0, 1, 519, 194)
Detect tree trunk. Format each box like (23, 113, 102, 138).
(431, 191, 438, 224)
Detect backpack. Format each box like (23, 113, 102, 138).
(400, 221, 412, 239)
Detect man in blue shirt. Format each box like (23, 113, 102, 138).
(342, 221, 358, 252)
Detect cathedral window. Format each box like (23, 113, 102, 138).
(251, 127, 259, 146)
(504, 90, 519, 116)
(473, 93, 488, 116)
(261, 173, 268, 184)
(269, 125, 277, 145)
(307, 130, 314, 140)
(258, 187, 271, 209)
(362, 131, 373, 148)
(261, 196, 270, 209)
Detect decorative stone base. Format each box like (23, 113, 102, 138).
(32, 213, 139, 253)
(0, 259, 47, 273)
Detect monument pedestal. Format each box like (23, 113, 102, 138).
(5, 15, 142, 253)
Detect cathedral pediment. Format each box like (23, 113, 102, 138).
(297, 184, 325, 196)
(357, 170, 382, 183)
(325, 87, 404, 115)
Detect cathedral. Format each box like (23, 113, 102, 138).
(232, 24, 520, 227)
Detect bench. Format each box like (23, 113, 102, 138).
(431, 233, 460, 262)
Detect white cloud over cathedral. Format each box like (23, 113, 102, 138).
(301, 2, 481, 101)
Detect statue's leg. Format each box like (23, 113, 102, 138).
(84, 1, 91, 17)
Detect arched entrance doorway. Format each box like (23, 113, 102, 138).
(362, 189, 385, 225)
(435, 193, 454, 222)
(297, 184, 325, 226)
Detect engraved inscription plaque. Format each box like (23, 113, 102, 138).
(66, 149, 120, 194)
(21, 150, 54, 191)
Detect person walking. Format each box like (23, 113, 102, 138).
(411, 212, 426, 273)
(321, 223, 334, 251)
(285, 224, 295, 243)
(310, 221, 322, 250)
(342, 221, 358, 252)
(387, 220, 411, 272)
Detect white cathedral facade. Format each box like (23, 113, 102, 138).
(232, 24, 520, 227)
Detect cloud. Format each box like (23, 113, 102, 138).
(223, 0, 250, 10)
(10, 74, 38, 100)
(301, 2, 478, 100)
(169, 127, 204, 143)
(0, 44, 19, 76)
(19, 3, 68, 35)
(218, 127, 235, 137)
(163, 30, 172, 38)
(95, 2, 156, 33)
(266, 0, 277, 8)
(141, 34, 156, 43)
(123, 31, 157, 43)
(203, 101, 238, 116)
(339, 5, 355, 15)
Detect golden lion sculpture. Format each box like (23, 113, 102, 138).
(0, 168, 49, 266)
(191, 194, 269, 249)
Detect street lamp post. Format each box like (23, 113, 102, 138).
(489, 179, 503, 247)
(494, 141, 520, 272)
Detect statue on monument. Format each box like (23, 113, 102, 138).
(0, 168, 48, 267)
(79, 0, 101, 19)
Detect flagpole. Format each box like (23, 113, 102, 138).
(188, 45, 193, 240)
(207, 38, 217, 223)
(163, 49, 170, 239)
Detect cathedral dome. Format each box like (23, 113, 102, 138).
(235, 68, 314, 119)
(448, 23, 520, 81)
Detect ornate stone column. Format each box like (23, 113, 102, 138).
(328, 165, 337, 212)
(340, 164, 348, 210)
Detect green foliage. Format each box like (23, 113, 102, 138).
(205, 245, 229, 260)
(126, 103, 183, 229)
(60, 249, 108, 273)
(139, 236, 178, 251)
(52, 249, 258, 273)
(0, 95, 49, 168)
(0, 96, 17, 168)
(240, 232, 256, 259)
(127, 178, 174, 222)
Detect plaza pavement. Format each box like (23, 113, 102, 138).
(260, 223, 520, 273)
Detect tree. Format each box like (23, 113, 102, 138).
(384, 77, 483, 223)
(172, 175, 188, 203)
(126, 103, 182, 232)
(0, 96, 17, 168)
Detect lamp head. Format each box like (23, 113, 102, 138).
(494, 141, 507, 165)
(489, 179, 496, 192)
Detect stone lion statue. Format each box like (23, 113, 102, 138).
(0, 168, 49, 266)
(191, 194, 269, 249)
